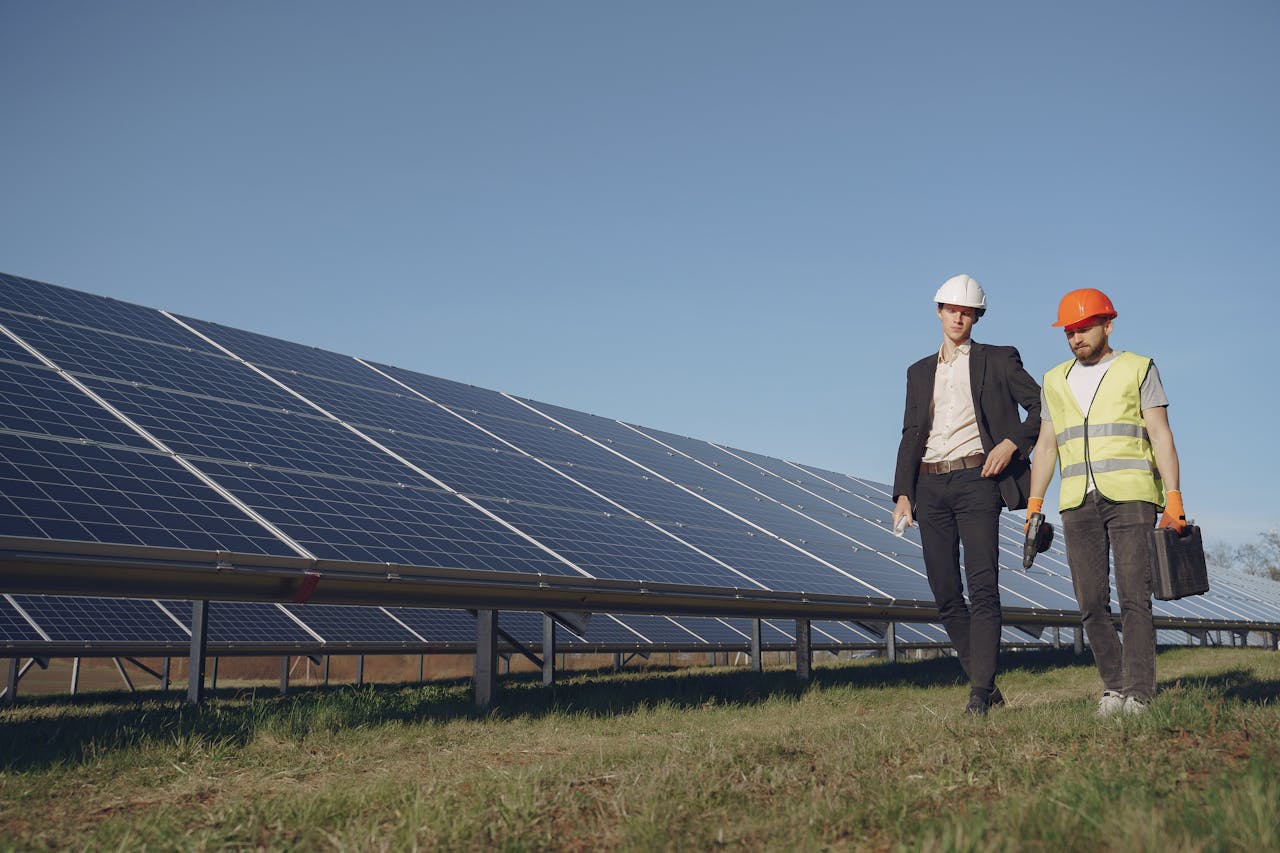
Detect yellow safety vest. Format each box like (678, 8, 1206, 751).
(1042, 351, 1165, 512)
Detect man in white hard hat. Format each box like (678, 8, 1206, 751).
(892, 275, 1042, 716)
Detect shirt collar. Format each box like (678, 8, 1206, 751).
(938, 340, 972, 364)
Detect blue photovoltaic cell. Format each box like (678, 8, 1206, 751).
(190, 458, 574, 573)
(760, 619, 800, 642)
(897, 623, 950, 643)
(0, 596, 44, 642)
(83, 377, 423, 483)
(834, 622, 884, 643)
(385, 607, 479, 643)
(377, 431, 618, 513)
(260, 366, 491, 445)
(460, 408, 631, 470)
(282, 605, 418, 644)
(598, 615, 699, 644)
(671, 617, 749, 644)
(575, 615, 650, 645)
(495, 610, 545, 644)
(11, 595, 188, 643)
(0, 362, 153, 449)
(178, 314, 395, 387)
(416, 413, 895, 596)
(0, 273, 220, 352)
(0, 334, 42, 366)
(373, 362, 535, 418)
(811, 621, 869, 644)
(0, 432, 296, 554)
(0, 313, 299, 410)
(162, 601, 316, 644)
(471, 498, 747, 587)
(84, 374, 727, 588)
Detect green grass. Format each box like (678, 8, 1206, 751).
(2, 647, 1279, 851)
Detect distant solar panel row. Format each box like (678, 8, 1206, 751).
(1, 271, 1279, 642)
(2, 594, 952, 651)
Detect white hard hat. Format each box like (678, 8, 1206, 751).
(934, 274, 987, 313)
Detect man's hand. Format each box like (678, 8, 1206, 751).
(1158, 490, 1187, 534)
(892, 495, 914, 534)
(981, 438, 1019, 478)
(1025, 496, 1044, 534)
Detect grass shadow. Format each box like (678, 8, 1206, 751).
(3, 647, 1266, 772)
(1159, 667, 1280, 706)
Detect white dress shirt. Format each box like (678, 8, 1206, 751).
(922, 341, 985, 463)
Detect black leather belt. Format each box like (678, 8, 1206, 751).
(920, 453, 987, 475)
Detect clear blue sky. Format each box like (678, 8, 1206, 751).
(2, 3, 1276, 543)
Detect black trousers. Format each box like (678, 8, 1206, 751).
(916, 467, 1004, 692)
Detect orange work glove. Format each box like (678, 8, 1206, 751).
(1158, 490, 1187, 534)
(1025, 496, 1044, 534)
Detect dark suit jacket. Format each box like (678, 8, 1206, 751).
(893, 342, 1042, 512)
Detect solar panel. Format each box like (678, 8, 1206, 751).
(160, 601, 316, 645)
(0, 273, 222, 352)
(0, 432, 298, 553)
(175, 314, 398, 387)
(0, 362, 154, 449)
(0, 312, 299, 410)
(672, 616, 751, 644)
(188, 459, 574, 572)
(11, 595, 188, 643)
(0, 594, 45, 642)
(384, 607, 479, 643)
(282, 604, 420, 644)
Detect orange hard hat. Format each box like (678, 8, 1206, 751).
(1053, 288, 1117, 328)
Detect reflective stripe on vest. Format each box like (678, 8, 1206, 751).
(1042, 351, 1165, 512)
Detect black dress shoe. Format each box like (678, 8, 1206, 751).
(964, 688, 990, 716)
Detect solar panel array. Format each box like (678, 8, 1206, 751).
(1, 270, 1279, 659)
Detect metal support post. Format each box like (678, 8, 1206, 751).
(357, 655, 365, 686)
(885, 621, 898, 664)
(211, 657, 219, 692)
(1053, 626, 1062, 650)
(542, 613, 556, 686)
(1229, 630, 1237, 648)
(5, 658, 17, 705)
(323, 655, 330, 685)
(750, 618, 762, 673)
(1073, 627, 1084, 655)
(613, 652, 623, 673)
(795, 618, 812, 682)
(162, 658, 171, 692)
(280, 656, 290, 695)
(1237, 631, 1250, 647)
(419, 654, 425, 683)
(70, 658, 81, 696)
(187, 599, 209, 706)
(474, 609, 498, 708)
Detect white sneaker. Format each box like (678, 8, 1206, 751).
(1097, 690, 1125, 717)
(1122, 696, 1149, 716)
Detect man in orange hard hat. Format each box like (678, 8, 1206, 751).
(1027, 288, 1185, 716)
(892, 275, 1042, 716)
